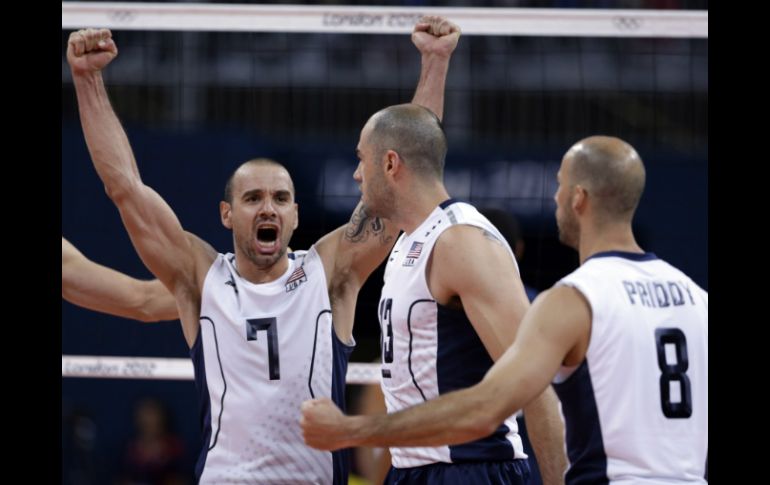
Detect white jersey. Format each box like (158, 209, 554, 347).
(193, 247, 352, 484)
(379, 199, 526, 468)
(554, 251, 708, 484)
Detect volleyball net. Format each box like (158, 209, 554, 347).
(62, 1, 707, 382)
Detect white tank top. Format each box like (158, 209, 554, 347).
(554, 251, 708, 484)
(193, 247, 352, 484)
(379, 199, 526, 468)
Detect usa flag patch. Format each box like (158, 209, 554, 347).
(285, 266, 307, 292)
(402, 241, 424, 266)
(407, 242, 424, 258)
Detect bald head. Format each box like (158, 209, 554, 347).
(224, 158, 294, 203)
(565, 136, 646, 221)
(368, 103, 447, 179)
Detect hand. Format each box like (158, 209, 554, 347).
(300, 398, 350, 451)
(412, 16, 461, 59)
(67, 28, 118, 75)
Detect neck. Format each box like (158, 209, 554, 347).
(394, 180, 450, 235)
(578, 222, 643, 265)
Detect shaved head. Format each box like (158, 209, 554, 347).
(224, 158, 295, 203)
(565, 136, 646, 221)
(368, 103, 447, 179)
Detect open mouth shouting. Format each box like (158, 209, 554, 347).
(255, 224, 280, 254)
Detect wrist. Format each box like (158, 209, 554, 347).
(421, 52, 452, 64)
(346, 415, 375, 448)
(71, 68, 104, 84)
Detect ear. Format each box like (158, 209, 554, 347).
(220, 201, 233, 229)
(384, 149, 402, 178)
(292, 203, 299, 230)
(572, 185, 588, 214)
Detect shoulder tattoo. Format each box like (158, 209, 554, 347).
(481, 228, 505, 246)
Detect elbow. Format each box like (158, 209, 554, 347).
(456, 407, 500, 443)
(102, 182, 128, 203)
(136, 305, 177, 323)
(135, 296, 167, 323)
(135, 309, 157, 323)
(130, 297, 158, 323)
(137, 286, 178, 323)
(467, 383, 519, 440)
(140, 279, 179, 323)
(102, 175, 141, 204)
(133, 289, 160, 323)
(454, 415, 498, 445)
(474, 414, 501, 440)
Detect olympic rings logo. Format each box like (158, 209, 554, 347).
(613, 16, 643, 31)
(109, 10, 136, 24)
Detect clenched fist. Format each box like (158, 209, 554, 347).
(67, 28, 118, 75)
(412, 16, 461, 59)
(300, 397, 353, 451)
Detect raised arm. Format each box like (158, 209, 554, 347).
(301, 286, 589, 450)
(316, 203, 396, 342)
(62, 237, 178, 322)
(410, 15, 460, 121)
(67, 29, 214, 345)
(316, 18, 460, 340)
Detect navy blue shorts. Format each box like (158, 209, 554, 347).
(384, 459, 530, 485)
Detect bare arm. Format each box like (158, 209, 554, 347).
(62, 237, 178, 322)
(317, 18, 459, 339)
(428, 227, 562, 483)
(431, 227, 567, 483)
(352, 382, 392, 485)
(67, 29, 214, 346)
(410, 16, 461, 121)
(428, 225, 530, 360)
(301, 286, 590, 450)
(522, 388, 567, 485)
(316, 203, 397, 341)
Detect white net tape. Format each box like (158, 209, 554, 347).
(61, 1, 706, 391)
(62, 2, 707, 38)
(62, 354, 381, 384)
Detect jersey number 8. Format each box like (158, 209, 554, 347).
(654, 328, 692, 418)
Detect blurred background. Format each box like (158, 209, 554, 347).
(62, 1, 707, 483)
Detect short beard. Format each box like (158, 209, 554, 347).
(557, 221, 579, 251)
(366, 184, 395, 220)
(240, 239, 287, 270)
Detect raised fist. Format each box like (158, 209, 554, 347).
(67, 28, 118, 75)
(412, 16, 461, 59)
